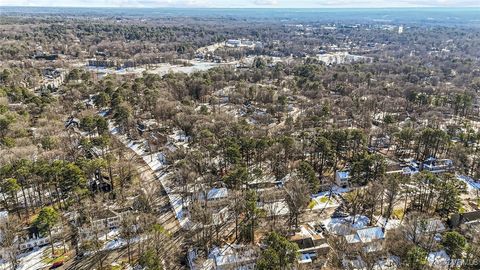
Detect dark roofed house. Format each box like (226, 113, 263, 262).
(449, 210, 480, 242)
(42, 68, 62, 79)
(65, 116, 80, 129)
(137, 121, 147, 135)
(450, 210, 480, 228)
(34, 53, 59, 61)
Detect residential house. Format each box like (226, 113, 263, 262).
(370, 134, 391, 149)
(316, 52, 372, 65)
(449, 210, 480, 242)
(42, 68, 62, 80)
(19, 236, 50, 251)
(188, 244, 257, 270)
(200, 187, 229, 201)
(418, 219, 446, 234)
(258, 200, 290, 217)
(335, 170, 350, 188)
(79, 208, 130, 239)
(411, 218, 446, 242)
(18, 225, 62, 251)
(93, 209, 127, 229)
(345, 226, 385, 253)
(225, 39, 259, 49)
(421, 157, 453, 173)
(449, 210, 480, 228)
(394, 157, 453, 176)
(88, 59, 117, 68)
(225, 39, 242, 47)
(34, 53, 59, 61)
(321, 215, 370, 236)
(289, 224, 330, 265)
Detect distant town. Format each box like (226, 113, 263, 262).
(0, 6, 480, 270)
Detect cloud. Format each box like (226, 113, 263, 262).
(253, 0, 279, 6)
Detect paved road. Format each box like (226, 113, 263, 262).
(63, 139, 187, 270)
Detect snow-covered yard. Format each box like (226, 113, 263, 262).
(309, 194, 339, 211)
(0, 246, 48, 270)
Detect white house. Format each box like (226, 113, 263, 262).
(335, 170, 350, 188)
(422, 157, 453, 173)
(199, 187, 228, 201)
(79, 209, 129, 239)
(19, 236, 50, 251)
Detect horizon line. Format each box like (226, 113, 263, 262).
(2, 5, 480, 9)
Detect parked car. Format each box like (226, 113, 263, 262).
(50, 261, 64, 269)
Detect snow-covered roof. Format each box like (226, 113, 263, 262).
(207, 187, 228, 200)
(375, 216, 401, 231)
(0, 211, 8, 220)
(357, 227, 385, 243)
(322, 215, 369, 236)
(299, 253, 313, 264)
(258, 200, 289, 216)
(402, 166, 419, 175)
(457, 175, 480, 191)
(417, 219, 446, 234)
(337, 170, 350, 179)
(345, 227, 385, 244)
(428, 250, 462, 269)
(209, 245, 257, 268)
(343, 256, 399, 270)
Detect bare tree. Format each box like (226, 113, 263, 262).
(285, 176, 310, 229)
(0, 218, 21, 270)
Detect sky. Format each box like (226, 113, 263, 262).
(1, 0, 480, 8)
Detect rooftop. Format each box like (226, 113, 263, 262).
(417, 219, 446, 234)
(206, 187, 228, 200)
(337, 170, 350, 179)
(345, 226, 385, 244)
(322, 215, 369, 236)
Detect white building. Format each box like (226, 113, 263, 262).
(225, 39, 261, 49)
(317, 52, 372, 65)
(19, 236, 50, 250)
(79, 209, 129, 239)
(335, 170, 350, 188)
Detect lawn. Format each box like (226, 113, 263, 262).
(42, 248, 71, 265)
